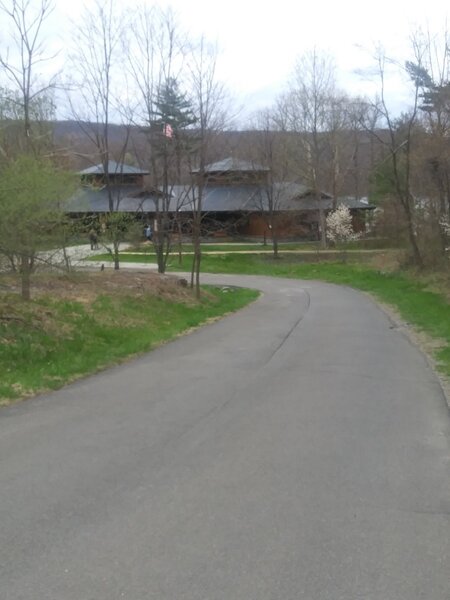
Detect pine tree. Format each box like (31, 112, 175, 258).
(150, 78, 197, 273)
(152, 77, 197, 135)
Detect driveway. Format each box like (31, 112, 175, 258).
(1, 275, 449, 599)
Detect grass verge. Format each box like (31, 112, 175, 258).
(0, 275, 259, 405)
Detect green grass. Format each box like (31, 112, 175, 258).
(123, 242, 322, 254)
(130, 244, 242, 253)
(91, 248, 383, 266)
(0, 285, 259, 404)
(93, 238, 387, 260)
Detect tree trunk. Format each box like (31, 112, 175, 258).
(403, 197, 422, 267)
(155, 237, 163, 274)
(177, 216, 183, 266)
(20, 254, 32, 301)
(113, 241, 120, 270)
(154, 213, 171, 274)
(191, 215, 201, 299)
(270, 223, 279, 259)
(319, 205, 327, 249)
(154, 214, 165, 274)
(194, 250, 201, 299)
(62, 245, 72, 271)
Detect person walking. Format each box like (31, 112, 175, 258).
(144, 223, 152, 242)
(89, 228, 99, 250)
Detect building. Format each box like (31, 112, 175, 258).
(65, 157, 373, 239)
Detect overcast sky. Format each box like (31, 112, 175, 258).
(164, 2, 446, 91)
(4, 0, 450, 122)
(168, 0, 450, 112)
(56, 0, 450, 116)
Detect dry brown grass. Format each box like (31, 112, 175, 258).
(0, 270, 193, 304)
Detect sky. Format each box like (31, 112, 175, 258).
(162, 0, 450, 113)
(4, 0, 450, 122)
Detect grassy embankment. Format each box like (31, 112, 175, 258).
(96, 248, 450, 380)
(0, 273, 259, 405)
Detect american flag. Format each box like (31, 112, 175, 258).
(163, 123, 174, 138)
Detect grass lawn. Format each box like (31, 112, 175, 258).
(91, 249, 384, 265)
(122, 241, 322, 254)
(107, 238, 388, 256)
(0, 271, 259, 405)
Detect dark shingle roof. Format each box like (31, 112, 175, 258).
(170, 184, 372, 213)
(64, 185, 159, 213)
(192, 157, 269, 174)
(170, 185, 262, 212)
(78, 161, 149, 176)
(65, 182, 374, 214)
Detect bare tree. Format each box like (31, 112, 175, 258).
(280, 49, 338, 247)
(248, 108, 293, 258)
(69, 0, 132, 269)
(407, 28, 450, 258)
(0, 0, 59, 151)
(345, 97, 383, 201)
(324, 93, 358, 208)
(369, 47, 423, 265)
(186, 37, 229, 297)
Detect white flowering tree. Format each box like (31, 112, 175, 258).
(326, 204, 360, 262)
(326, 204, 359, 244)
(440, 217, 450, 237)
(439, 217, 450, 255)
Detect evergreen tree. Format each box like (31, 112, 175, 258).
(150, 78, 197, 273)
(152, 77, 197, 135)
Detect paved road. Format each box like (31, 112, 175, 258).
(1, 275, 449, 599)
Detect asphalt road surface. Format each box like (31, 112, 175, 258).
(1, 275, 449, 599)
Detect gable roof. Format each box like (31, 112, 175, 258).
(78, 161, 149, 176)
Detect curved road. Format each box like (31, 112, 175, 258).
(1, 275, 449, 599)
